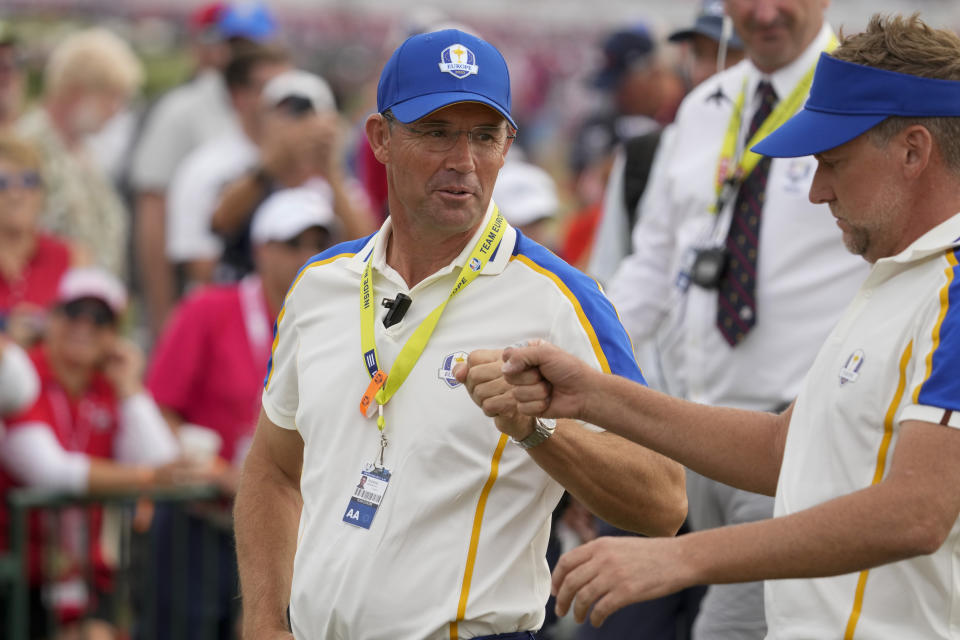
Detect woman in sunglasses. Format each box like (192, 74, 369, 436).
(0, 267, 181, 639)
(0, 134, 86, 349)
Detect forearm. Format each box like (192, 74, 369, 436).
(678, 480, 941, 589)
(88, 459, 157, 492)
(135, 193, 174, 336)
(211, 173, 268, 235)
(581, 371, 785, 495)
(529, 422, 686, 537)
(0, 340, 39, 415)
(235, 438, 302, 636)
(116, 392, 180, 465)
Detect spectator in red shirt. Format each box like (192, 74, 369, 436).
(142, 186, 335, 640)
(0, 134, 84, 348)
(149, 186, 337, 491)
(0, 267, 181, 639)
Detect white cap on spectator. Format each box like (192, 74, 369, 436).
(251, 187, 335, 245)
(57, 267, 128, 314)
(493, 160, 559, 227)
(262, 69, 336, 113)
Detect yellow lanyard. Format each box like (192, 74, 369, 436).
(712, 35, 838, 212)
(358, 207, 506, 451)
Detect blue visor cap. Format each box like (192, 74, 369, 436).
(754, 53, 960, 158)
(377, 29, 517, 130)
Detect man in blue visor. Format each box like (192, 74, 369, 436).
(461, 14, 960, 639)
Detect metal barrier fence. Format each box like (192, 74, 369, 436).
(0, 486, 238, 640)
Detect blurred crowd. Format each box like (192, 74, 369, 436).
(1, 0, 942, 638)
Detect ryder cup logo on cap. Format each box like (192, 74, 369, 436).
(377, 28, 517, 129)
(438, 43, 478, 78)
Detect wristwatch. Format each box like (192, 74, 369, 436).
(513, 417, 557, 450)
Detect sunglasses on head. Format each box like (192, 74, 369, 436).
(61, 298, 116, 327)
(275, 95, 315, 118)
(0, 170, 41, 191)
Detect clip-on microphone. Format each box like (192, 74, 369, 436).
(382, 293, 412, 328)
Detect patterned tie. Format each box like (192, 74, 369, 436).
(716, 80, 778, 346)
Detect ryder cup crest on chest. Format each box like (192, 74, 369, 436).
(839, 349, 865, 385)
(438, 43, 478, 78)
(438, 351, 468, 389)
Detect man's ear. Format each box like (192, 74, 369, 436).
(365, 113, 391, 165)
(901, 124, 933, 180)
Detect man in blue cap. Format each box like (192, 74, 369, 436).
(233, 29, 685, 639)
(467, 14, 960, 639)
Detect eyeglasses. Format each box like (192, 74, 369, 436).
(383, 112, 515, 156)
(0, 170, 41, 191)
(61, 298, 116, 327)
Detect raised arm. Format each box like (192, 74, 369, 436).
(501, 340, 790, 497)
(551, 418, 960, 626)
(234, 409, 304, 640)
(455, 350, 686, 537)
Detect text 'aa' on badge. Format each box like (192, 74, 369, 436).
(343, 465, 392, 530)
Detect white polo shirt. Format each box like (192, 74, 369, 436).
(262, 204, 643, 639)
(130, 70, 239, 192)
(165, 129, 258, 263)
(769, 213, 960, 638)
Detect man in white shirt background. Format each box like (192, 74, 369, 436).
(605, 0, 868, 637)
(473, 12, 960, 640)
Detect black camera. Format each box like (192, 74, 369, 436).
(690, 247, 729, 289)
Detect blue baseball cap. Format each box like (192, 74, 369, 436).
(377, 29, 517, 129)
(217, 2, 277, 42)
(593, 25, 656, 90)
(754, 53, 960, 158)
(668, 0, 743, 50)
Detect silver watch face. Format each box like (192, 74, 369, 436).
(535, 417, 557, 430)
(514, 417, 556, 450)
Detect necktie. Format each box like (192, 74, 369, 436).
(716, 80, 778, 346)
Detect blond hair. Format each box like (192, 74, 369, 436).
(832, 14, 960, 172)
(44, 27, 143, 99)
(0, 133, 42, 172)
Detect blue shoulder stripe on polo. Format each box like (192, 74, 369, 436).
(310, 233, 377, 268)
(916, 247, 960, 412)
(263, 232, 377, 388)
(512, 232, 646, 385)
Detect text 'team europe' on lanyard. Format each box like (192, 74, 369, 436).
(357, 207, 506, 467)
(712, 34, 838, 213)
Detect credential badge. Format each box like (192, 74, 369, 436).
(438, 44, 478, 79)
(439, 351, 469, 389)
(839, 349, 865, 385)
